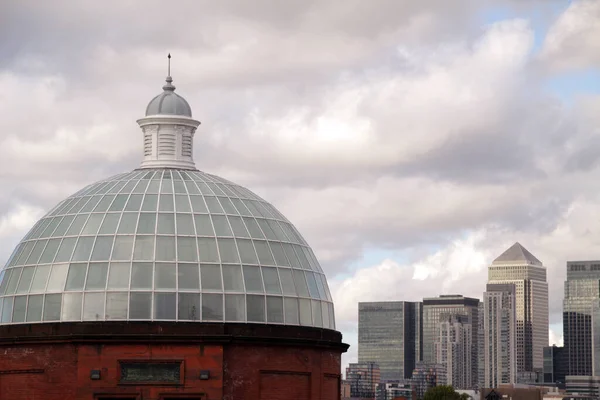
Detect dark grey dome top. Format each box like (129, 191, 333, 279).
(145, 77, 192, 117)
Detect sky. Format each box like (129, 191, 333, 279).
(1, 0, 599, 372)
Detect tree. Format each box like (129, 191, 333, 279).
(423, 385, 471, 400)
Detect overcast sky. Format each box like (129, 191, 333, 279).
(1, 0, 599, 371)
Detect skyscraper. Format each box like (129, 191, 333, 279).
(358, 301, 422, 381)
(487, 242, 548, 374)
(422, 295, 479, 388)
(434, 314, 472, 389)
(563, 260, 600, 376)
(481, 283, 517, 388)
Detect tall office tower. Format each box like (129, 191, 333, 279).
(488, 242, 549, 374)
(481, 284, 517, 388)
(434, 314, 472, 389)
(358, 301, 423, 381)
(543, 345, 567, 387)
(563, 260, 600, 376)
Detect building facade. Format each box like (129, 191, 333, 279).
(358, 301, 422, 381)
(346, 362, 381, 398)
(481, 283, 517, 388)
(487, 242, 549, 374)
(434, 314, 472, 389)
(543, 345, 567, 387)
(411, 363, 446, 400)
(563, 260, 600, 376)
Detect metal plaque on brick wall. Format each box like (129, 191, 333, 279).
(120, 362, 181, 383)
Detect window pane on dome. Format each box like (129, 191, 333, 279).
(225, 294, 245, 322)
(160, 178, 173, 194)
(243, 266, 263, 293)
(1, 297, 13, 323)
(66, 263, 87, 290)
(223, 265, 244, 292)
(247, 295, 265, 322)
(91, 236, 114, 261)
(55, 238, 77, 262)
(66, 198, 89, 214)
(12, 295, 27, 323)
(29, 219, 51, 239)
(201, 264, 222, 291)
(159, 194, 174, 212)
(30, 265, 51, 293)
(147, 179, 161, 193)
(132, 180, 149, 194)
(6, 268, 21, 295)
(154, 293, 175, 320)
(190, 196, 208, 213)
(205, 197, 224, 214)
(266, 296, 284, 323)
(83, 214, 105, 236)
(141, 194, 158, 211)
(40, 217, 62, 238)
(16, 266, 35, 294)
(155, 263, 176, 289)
(80, 196, 102, 213)
(328, 303, 335, 329)
(16, 241, 35, 265)
(173, 180, 187, 195)
(43, 294, 62, 321)
(292, 269, 309, 297)
(178, 293, 200, 321)
(131, 263, 152, 289)
(124, 194, 143, 211)
(120, 180, 137, 193)
(107, 181, 126, 194)
(236, 239, 257, 264)
(284, 297, 299, 325)
(118, 213, 139, 234)
(257, 220, 277, 241)
(112, 236, 134, 260)
(311, 300, 323, 328)
(228, 216, 249, 237)
(218, 239, 239, 264)
(217, 197, 238, 214)
(157, 213, 175, 234)
(282, 243, 301, 269)
(184, 180, 200, 194)
(62, 292, 82, 321)
(269, 242, 289, 266)
(26, 295, 43, 322)
(52, 215, 75, 237)
(197, 238, 219, 263)
(278, 269, 296, 295)
(194, 214, 213, 236)
(319, 274, 332, 301)
(231, 198, 252, 216)
(108, 194, 128, 211)
(47, 263, 69, 292)
(129, 292, 151, 319)
(242, 218, 264, 239)
(98, 213, 120, 234)
(254, 241, 275, 265)
(0, 270, 9, 295)
(25, 240, 47, 265)
(177, 237, 198, 262)
(202, 294, 223, 321)
(178, 264, 199, 290)
(176, 214, 194, 235)
(294, 246, 311, 270)
(156, 236, 176, 261)
(207, 183, 225, 196)
(314, 273, 326, 299)
(262, 267, 281, 294)
(133, 236, 155, 260)
(212, 215, 232, 236)
(174, 195, 191, 212)
(6, 243, 24, 267)
(94, 195, 116, 212)
(86, 263, 108, 290)
(195, 182, 213, 195)
(39, 239, 60, 264)
(137, 213, 156, 234)
(83, 292, 105, 321)
(305, 272, 320, 299)
(298, 298, 312, 326)
(106, 292, 128, 319)
(72, 237, 95, 261)
(321, 301, 330, 329)
(107, 262, 131, 289)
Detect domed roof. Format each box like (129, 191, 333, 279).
(145, 76, 192, 117)
(0, 169, 335, 329)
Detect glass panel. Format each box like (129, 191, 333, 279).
(155, 263, 176, 289)
(43, 294, 62, 321)
(282, 243, 302, 269)
(231, 198, 252, 216)
(305, 272, 320, 299)
(321, 301, 330, 329)
(320, 275, 332, 301)
(269, 242, 289, 266)
(190, 196, 208, 213)
(26, 239, 47, 264)
(117, 213, 138, 234)
(65, 214, 89, 236)
(55, 237, 77, 262)
(16, 266, 35, 293)
(125, 194, 143, 211)
(243, 265, 263, 293)
(156, 236, 176, 261)
(284, 297, 299, 325)
(107, 262, 131, 289)
(194, 214, 214, 235)
(72, 237, 95, 261)
(174, 195, 191, 212)
(106, 292, 128, 319)
(65, 263, 87, 290)
(147, 179, 161, 193)
(246, 295, 265, 322)
(205, 197, 224, 213)
(81, 213, 104, 235)
(278, 268, 296, 295)
(262, 267, 282, 294)
(157, 213, 175, 234)
(52, 215, 75, 237)
(39, 238, 61, 264)
(200, 264, 222, 291)
(132, 180, 150, 194)
(299, 298, 312, 326)
(212, 215, 232, 236)
(311, 300, 323, 328)
(98, 213, 120, 234)
(26, 294, 43, 322)
(154, 293, 176, 319)
(178, 264, 200, 290)
(254, 240, 275, 265)
(94, 195, 116, 212)
(159, 194, 174, 212)
(292, 269, 310, 297)
(314, 273, 327, 299)
(328, 303, 335, 329)
(30, 265, 51, 292)
(218, 238, 239, 263)
(108, 194, 128, 211)
(266, 296, 284, 323)
(133, 236, 155, 260)
(6, 243, 25, 267)
(197, 238, 219, 262)
(1, 297, 13, 323)
(223, 265, 244, 292)
(202, 293, 223, 321)
(228, 216, 249, 237)
(267, 220, 287, 240)
(174, 180, 187, 195)
(176, 214, 195, 235)
(47, 263, 69, 291)
(225, 294, 245, 321)
(120, 180, 137, 194)
(79, 196, 102, 213)
(243, 218, 264, 238)
(91, 236, 114, 261)
(137, 213, 156, 234)
(16, 241, 35, 265)
(112, 235, 134, 260)
(62, 292, 83, 320)
(185, 181, 200, 195)
(178, 293, 200, 321)
(129, 292, 152, 319)
(236, 239, 258, 264)
(83, 292, 105, 320)
(177, 237, 198, 262)
(0, 270, 10, 295)
(6, 267, 22, 294)
(141, 194, 158, 211)
(160, 178, 173, 194)
(12, 296, 27, 322)
(85, 263, 108, 290)
(217, 197, 238, 214)
(257, 219, 278, 240)
(131, 263, 153, 289)
(295, 245, 312, 270)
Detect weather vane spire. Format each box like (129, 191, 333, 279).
(168, 53, 171, 77)
(163, 53, 175, 91)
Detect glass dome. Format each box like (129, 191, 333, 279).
(0, 169, 335, 329)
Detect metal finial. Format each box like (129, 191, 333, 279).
(163, 53, 175, 91)
(168, 53, 171, 76)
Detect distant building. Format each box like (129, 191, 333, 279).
(359, 301, 422, 381)
(434, 314, 472, 389)
(411, 362, 446, 400)
(346, 362, 381, 399)
(376, 381, 415, 400)
(565, 375, 600, 399)
(543, 345, 567, 388)
(341, 379, 352, 399)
